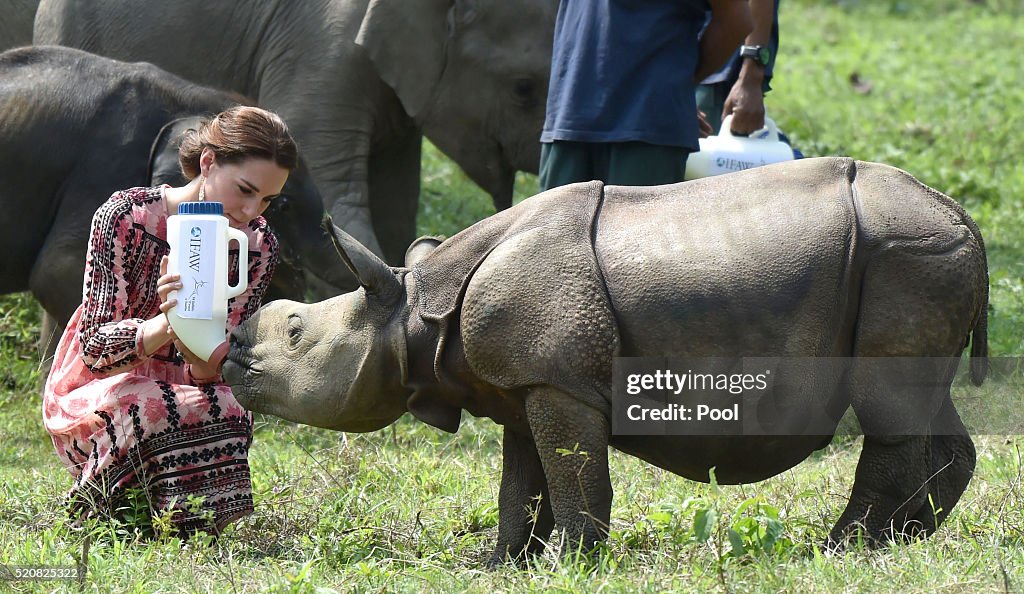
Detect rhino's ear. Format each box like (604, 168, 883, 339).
(322, 216, 403, 304)
(404, 235, 445, 267)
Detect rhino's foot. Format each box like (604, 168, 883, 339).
(486, 540, 548, 569)
(824, 518, 930, 552)
(485, 530, 605, 569)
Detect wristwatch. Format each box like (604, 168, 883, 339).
(739, 44, 771, 67)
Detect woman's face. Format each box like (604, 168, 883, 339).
(201, 149, 290, 229)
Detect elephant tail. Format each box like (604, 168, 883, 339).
(964, 208, 988, 387)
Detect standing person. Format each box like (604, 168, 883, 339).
(538, 0, 752, 191)
(43, 106, 297, 535)
(697, 0, 779, 135)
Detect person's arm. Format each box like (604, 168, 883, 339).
(722, 0, 775, 133)
(79, 197, 173, 375)
(695, 0, 753, 84)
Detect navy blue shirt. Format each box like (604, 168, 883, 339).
(541, 0, 709, 151)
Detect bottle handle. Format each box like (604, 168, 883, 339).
(226, 227, 249, 299)
(720, 113, 781, 141)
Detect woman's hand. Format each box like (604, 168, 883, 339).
(156, 255, 181, 315)
(140, 256, 180, 355)
(160, 322, 222, 382)
(156, 255, 221, 380)
(170, 336, 221, 381)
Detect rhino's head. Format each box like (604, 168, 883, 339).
(223, 220, 417, 432)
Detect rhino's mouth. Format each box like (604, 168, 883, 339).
(222, 350, 265, 404)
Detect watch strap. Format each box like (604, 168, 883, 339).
(739, 44, 770, 67)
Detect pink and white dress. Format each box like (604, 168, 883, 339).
(43, 186, 278, 534)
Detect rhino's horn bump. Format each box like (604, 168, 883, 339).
(323, 218, 402, 303)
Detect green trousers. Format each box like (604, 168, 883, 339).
(695, 83, 730, 135)
(538, 141, 690, 192)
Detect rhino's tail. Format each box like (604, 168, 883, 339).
(964, 208, 989, 387)
(970, 304, 988, 386)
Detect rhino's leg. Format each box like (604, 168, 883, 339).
(489, 427, 555, 566)
(829, 358, 961, 547)
(906, 396, 976, 533)
(524, 387, 612, 554)
(829, 235, 981, 547)
(828, 434, 931, 547)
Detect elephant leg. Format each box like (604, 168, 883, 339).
(489, 426, 554, 566)
(325, 180, 383, 259)
(37, 308, 62, 365)
(907, 396, 976, 533)
(524, 386, 612, 554)
(368, 129, 422, 266)
(30, 228, 84, 364)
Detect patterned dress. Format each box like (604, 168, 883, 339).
(43, 186, 278, 534)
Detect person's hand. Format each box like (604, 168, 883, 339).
(170, 334, 221, 380)
(156, 256, 181, 315)
(698, 110, 714, 138)
(153, 256, 218, 380)
(722, 76, 766, 135)
(140, 256, 179, 355)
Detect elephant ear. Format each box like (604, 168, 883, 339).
(322, 216, 403, 304)
(147, 117, 203, 186)
(357, 0, 458, 120)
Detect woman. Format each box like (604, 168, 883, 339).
(43, 106, 297, 535)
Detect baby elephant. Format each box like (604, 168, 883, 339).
(224, 157, 988, 564)
(0, 46, 348, 355)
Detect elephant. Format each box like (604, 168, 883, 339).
(0, 46, 348, 355)
(0, 0, 37, 50)
(223, 157, 990, 563)
(35, 0, 559, 273)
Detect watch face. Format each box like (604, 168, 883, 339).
(741, 45, 771, 66)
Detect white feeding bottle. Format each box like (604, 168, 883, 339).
(166, 201, 248, 366)
(684, 114, 796, 180)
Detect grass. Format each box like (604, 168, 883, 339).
(2, 1, 1024, 591)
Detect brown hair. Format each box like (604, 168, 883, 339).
(178, 106, 298, 179)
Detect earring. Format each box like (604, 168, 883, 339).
(198, 175, 206, 202)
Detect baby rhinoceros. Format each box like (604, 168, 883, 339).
(224, 157, 988, 564)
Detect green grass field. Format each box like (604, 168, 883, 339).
(2, 1, 1023, 591)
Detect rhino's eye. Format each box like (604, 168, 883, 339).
(287, 314, 304, 349)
